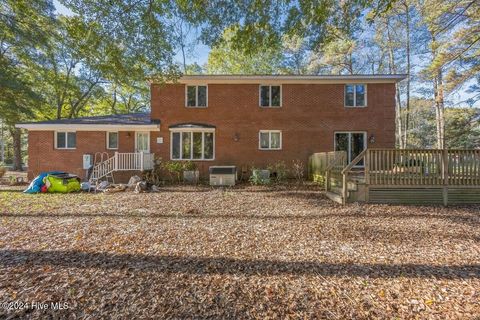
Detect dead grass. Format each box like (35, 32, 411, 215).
(0, 184, 479, 319)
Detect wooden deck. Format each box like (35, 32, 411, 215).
(310, 149, 480, 205)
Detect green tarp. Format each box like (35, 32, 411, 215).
(44, 173, 81, 193)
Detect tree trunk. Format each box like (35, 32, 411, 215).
(403, 0, 411, 148)
(9, 127, 23, 171)
(0, 121, 5, 164)
(431, 32, 445, 149)
(385, 17, 404, 148)
(433, 75, 446, 149)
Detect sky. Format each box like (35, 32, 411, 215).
(52, 1, 477, 108)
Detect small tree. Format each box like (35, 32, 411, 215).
(291, 160, 305, 184)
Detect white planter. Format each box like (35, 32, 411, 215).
(183, 170, 199, 183)
(252, 169, 270, 184)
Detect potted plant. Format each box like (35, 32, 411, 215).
(183, 161, 199, 183)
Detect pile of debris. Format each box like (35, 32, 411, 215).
(82, 175, 160, 194)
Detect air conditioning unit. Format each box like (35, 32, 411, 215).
(209, 166, 237, 186)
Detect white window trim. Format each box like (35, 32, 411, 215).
(259, 85, 282, 108)
(169, 129, 215, 161)
(106, 131, 119, 150)
(185, 85, 208, 108)
(135, 131, 150, 153)
(54, 131, 76, 150)
(333, 131, 367, 167)
(259, 130, 282, 150)
(344, 84, 367, 108)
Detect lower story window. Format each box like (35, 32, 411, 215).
(171, 131, 214, 160)
(56, 131, 76, 149)
(259, 130, 282, 150)
(107, 132, 119, 149)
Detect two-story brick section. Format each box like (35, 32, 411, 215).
(17, 74, 405, 181)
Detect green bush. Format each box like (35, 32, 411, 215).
(162, 161, 184, 182)
(267, 161, 288, 183)
(312, 173, 325, 186)
(183, 160, 197, 171)
(162, 161, 198, 183)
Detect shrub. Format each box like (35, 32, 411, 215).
(291, 160, 305, 184)
(312, 174, 325, 186)
(267, 161, 288, 183)
(162, 161, 184, 183)
(249, 168, 271, 185)
(183, 160, 197, 171)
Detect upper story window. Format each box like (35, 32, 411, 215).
(56, 131, 76, 149)
(171, 130, 214, 160)
(259, 130, 282, 150)
(260, 85, 281, 107)
(107, 131, 119, 150)
(186, 85, 207, 107)
(345, 84, 366, 107)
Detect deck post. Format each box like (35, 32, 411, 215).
(364, 149, 370, 203)
(342, 173, 347, 205)
(442, 149, 449, 206)
(140, 152, 144, 171)
(325, 170, 330, 191)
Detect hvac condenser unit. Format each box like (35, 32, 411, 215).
(209, 166, 237, 186)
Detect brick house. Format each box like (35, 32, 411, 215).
(17, 75, 405, 181)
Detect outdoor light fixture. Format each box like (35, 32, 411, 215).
(233, 133, 240, 142)
(369, 134, 375, 144)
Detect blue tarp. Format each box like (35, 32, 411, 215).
(23, 171, 66, 194)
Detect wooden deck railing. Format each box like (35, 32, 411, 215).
(363, 149, 480, 187)
(322, 148, 480, 205)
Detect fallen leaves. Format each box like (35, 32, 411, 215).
(0, 184, 479, 319)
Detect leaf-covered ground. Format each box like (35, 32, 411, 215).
(0, 184, 479, 319)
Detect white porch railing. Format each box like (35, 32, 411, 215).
(90, 152, 154, 182)
(115, 152, 154, 171)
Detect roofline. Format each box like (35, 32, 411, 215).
(155, 74, 407, 84)
(15, 124, 161, 131)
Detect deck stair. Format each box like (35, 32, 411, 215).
(88, 152, 155, 184)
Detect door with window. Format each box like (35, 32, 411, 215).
(334, 132, 366, 166)
(135, 132, 150, 153)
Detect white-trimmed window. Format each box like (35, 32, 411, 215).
(55, 131, 76, 149)
(186, 85, 207, 107)
(345, 84, 367, 107)
(259, 130, 282, 150)
(259, 85, 281, 107)
(107, 131, 119, 150)
(171, 130, 214, 160)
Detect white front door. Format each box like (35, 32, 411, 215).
(135, 132, 150, 153)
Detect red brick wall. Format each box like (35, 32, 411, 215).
(27, 131, 137, 181)
(26, 82, 396, 180)
(150, 83, 396, 176)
